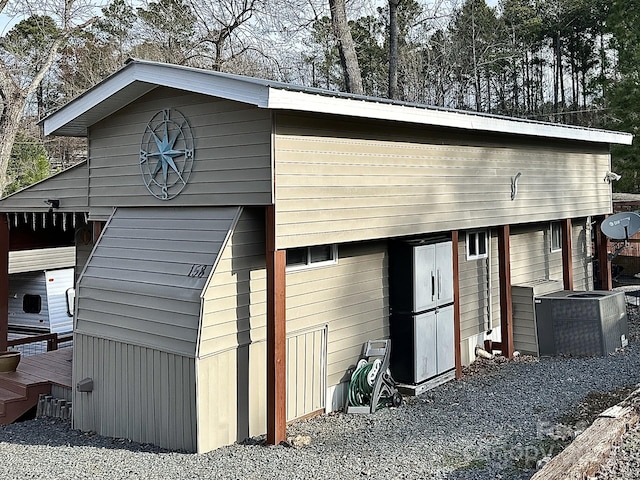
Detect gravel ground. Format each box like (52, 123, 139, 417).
(2, 296, 640, 479)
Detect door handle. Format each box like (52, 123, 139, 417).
(438, 270, 441, 300)
(431, 271, 435, 301)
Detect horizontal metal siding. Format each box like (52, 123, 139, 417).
(287, 242, 388, 387)
(8, 246, 76, 274)
(199, 208, 266, 356)
(458, 237, 491, 340)
(87, 89, 272, 219)
(0, 162, 88, 213)
(201, 214, 387, 408)
(510, 224, 563, 284)
(76, 206, 239, 357)
(274, 114, 611, 249)
(8, 271, 50, 331)
(73, 333, 196, 452)
(511, 286, 539, 355)
(512, 280, 564, 355)
(75, 240, 94, 283)
(571, 218, 592, 290)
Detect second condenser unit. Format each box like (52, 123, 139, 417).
(389, 239, 455, 385)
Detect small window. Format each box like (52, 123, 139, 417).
(66, 288, 75, 317)
(551, 222, 562, 252)
(286, 245, 338, 270)
(23, 294, 42, 314)
(467, 231, 488, 260)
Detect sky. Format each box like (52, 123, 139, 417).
(0, 0, 502, 36)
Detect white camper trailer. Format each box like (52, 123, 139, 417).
(8, 268, 74, 336)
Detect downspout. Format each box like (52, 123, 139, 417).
(486, 231, 493, 335)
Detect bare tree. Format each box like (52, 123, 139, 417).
(0, 0, 96, 194)
(328, 0, 363, 94)
(388, 0, 399, 99)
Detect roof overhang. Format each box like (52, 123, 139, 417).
(43, 59, 634, 146)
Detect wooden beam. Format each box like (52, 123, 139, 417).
(0, 215, 7, 352)
(595, 216, 612, 291)
(531, 388, 640, 480)
(265, 206, 286, 445)
(451, 231, 462, 379)
(92, 221, 105, 242)
(561, 218, 573, 291)
(498, 225, 514, 359)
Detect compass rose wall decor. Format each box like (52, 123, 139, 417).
(140, 108, 195, 200)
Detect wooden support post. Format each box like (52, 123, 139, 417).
(561, 218, 573, 291)
(93, 221, 105, 243)
(451, 231, 462, 379)
(0, 215, 8, 352)
(265, 206, 286, 445)
(596, 216, 612, 291)
(498, 225, 514, 359)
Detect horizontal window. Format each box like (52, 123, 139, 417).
(286, 245, 338, 271)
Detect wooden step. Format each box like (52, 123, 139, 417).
(0, 370, 47, 396)
(0, 386, 26, 417)
(0, 383, 51, 424)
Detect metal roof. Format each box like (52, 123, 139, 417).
(43, 59, 633, 145)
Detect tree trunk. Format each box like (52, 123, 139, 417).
(0, 93, 27, 195)
(328, 0, 363, 94)
(388, 0, 399, 100)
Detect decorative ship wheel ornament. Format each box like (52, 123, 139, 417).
(139, 108, 195, 200)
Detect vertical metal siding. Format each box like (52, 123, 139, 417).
(196, 326, 327, 452)
(73, 333, 196, 451)
(286, 326, 327, 421)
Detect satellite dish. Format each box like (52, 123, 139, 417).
(601, 212, 640, 241)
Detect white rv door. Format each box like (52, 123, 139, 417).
(45, 268, 74, 335)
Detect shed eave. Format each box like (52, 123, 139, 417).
(266, 88, 634, 145)
(43, 61, 271, 137)
(43, 59, 633, 145)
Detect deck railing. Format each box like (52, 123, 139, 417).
(8, 333, 73, 352)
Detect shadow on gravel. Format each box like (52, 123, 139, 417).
(0, 418, 173, 454)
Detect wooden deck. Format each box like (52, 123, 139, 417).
(0, 348, 72, 424)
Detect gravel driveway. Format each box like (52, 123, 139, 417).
(1, 303, 640, 480)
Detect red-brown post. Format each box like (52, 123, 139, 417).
(596, 216, 612, 290)
(561, 218, 573, 291)
(265, 206, 286, 444)
(0, 215, 8, 352)
(498, 225, 514, 359)
(93, 221, 105, 242)
(451, 231, 462, 379)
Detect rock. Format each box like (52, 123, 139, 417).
(287, 435, 312, 448)
(536, 456, 552, 470)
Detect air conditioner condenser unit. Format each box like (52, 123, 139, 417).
(534, 290, 628, 357)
